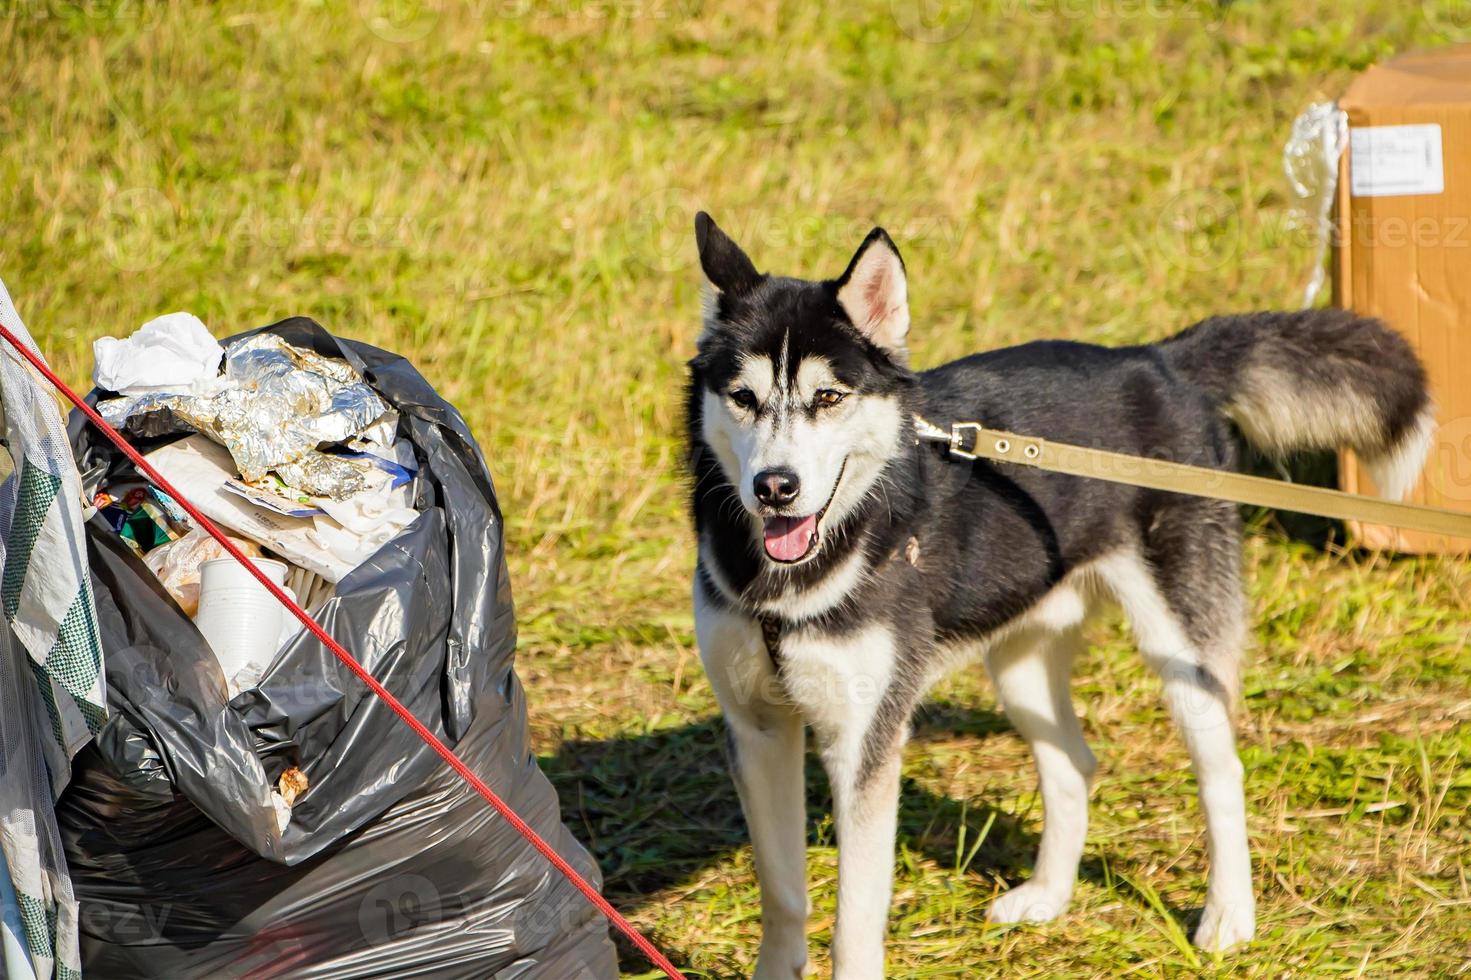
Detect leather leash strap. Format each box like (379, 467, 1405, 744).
(915, 418, 1471, 540)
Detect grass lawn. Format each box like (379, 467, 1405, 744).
(4, 1, 1470, 976)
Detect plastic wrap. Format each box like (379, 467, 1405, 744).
(141, 527, 263, 616)
(60, 318, 618, 978)
(1283, 101, 1349, 308)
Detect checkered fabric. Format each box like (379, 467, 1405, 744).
(0, 275, 104, 980)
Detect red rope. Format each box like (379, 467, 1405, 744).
(0, 324, 686, 980)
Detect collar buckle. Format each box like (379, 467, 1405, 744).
(948, 422, 983, 461)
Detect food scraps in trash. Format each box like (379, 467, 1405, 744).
(142, 527, 263, 617)
(223, 474, 324, 519)
(145, 435, 419, 583)
(278, 767, 309, 807)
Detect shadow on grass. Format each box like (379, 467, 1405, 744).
(538, 697, 1126, 974)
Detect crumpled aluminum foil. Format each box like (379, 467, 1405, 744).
(100, 334, 394, 499)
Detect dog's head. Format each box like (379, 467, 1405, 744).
(690, 212, 914, 566)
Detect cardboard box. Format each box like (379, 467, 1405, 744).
(1334, 44, 1471, 554)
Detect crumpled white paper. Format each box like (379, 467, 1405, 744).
(93, 312, 224, 396)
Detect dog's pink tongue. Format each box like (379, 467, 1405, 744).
(763, 514, 817, 562)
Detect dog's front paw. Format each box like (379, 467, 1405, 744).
(1192, 901, 1255, 951)
(752, 948, 810, 980)
(986, 882, 1070, 924)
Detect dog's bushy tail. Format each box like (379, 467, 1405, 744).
(1158, 309, 1434, 500)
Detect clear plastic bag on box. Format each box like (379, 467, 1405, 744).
(1283, 102, 1348, 308)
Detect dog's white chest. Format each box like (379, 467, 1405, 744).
(778, 623, 896, 740)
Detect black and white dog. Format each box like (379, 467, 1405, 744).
(687, 212, 1433, 978)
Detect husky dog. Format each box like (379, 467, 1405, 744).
(687, 212, 1433, 979)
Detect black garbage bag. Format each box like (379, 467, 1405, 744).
(56, 317, 617, 978)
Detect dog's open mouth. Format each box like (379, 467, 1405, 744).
(762, 513, 819, 563)
(760, 460, 846, 564)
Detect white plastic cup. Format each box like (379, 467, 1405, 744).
(194, 557, 289, 687)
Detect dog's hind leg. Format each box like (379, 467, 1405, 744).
(1099, 539, 1255, 952)
(984, 626, 1097, 925)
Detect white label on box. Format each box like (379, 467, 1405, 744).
(1350, 124, 1445, 197)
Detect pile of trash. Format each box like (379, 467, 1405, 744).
(58, 316, 617, 978)
(88, 313, 421, 698)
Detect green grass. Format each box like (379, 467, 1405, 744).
(4, 2, 1470, 976)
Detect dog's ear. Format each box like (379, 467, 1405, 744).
(695, 212, 761, 296)
(835, 228, 908, 357)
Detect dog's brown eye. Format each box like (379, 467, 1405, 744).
(815, 389, 846, 407)
(730, 388, 757, 409)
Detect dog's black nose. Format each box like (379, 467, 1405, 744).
(753, 469, 800, 507)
